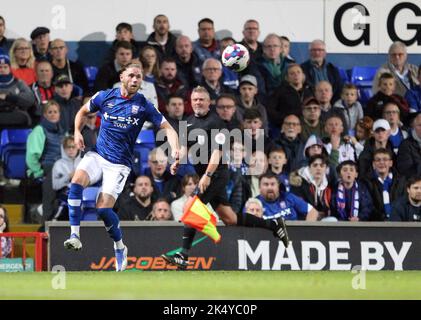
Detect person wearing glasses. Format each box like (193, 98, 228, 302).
(215, 93, 241, 130)
(49, 38, 88, 95)
(373, 41, 419, 97)
(382, 102, 408, 155)
(301, 39, 343, 102)
(362, 148, 406, 221)
(9, 38, 36, 86)
(199, 57, 234, 105)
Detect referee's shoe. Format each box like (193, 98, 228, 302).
(274, 217, 289, 247)
(161, 252, 189, 270)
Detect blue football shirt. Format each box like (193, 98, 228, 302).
(257, 192, 313, 221)
(89, 88, 166, 167)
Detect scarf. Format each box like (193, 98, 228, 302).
(375, 171, 393, 219)
(0, 73, 14, 87)
(336, 181, 359, 220)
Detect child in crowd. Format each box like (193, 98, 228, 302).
(267, 147, 290, 191)
(333, 83, 364, 135)
(346, 116, 373, 158)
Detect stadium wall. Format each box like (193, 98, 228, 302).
(3, 1, 421, 68)
(47, 221, 421, 271)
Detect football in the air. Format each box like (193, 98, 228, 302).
(221, 43, 250, 72)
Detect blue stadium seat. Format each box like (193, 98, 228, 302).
(338, 67, 349, 83)
(1, 129, 32, 179)
(133, 130, 156, 175)
(359, 87, 373, 107)
(84, 66, 98, 89)
(350, 66, 378, 87)
(136, 129, 155, 148)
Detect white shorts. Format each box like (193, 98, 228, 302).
(77, 151, 131, 199)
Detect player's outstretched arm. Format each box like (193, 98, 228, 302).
(74, 102, 94, 151)
(306, 208, 319, 221)
(160, 121, 180, 175)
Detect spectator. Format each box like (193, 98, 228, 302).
(52, 135, 82, 218)
(26, 100, 65, 222)
(290, 154, 334, 220)
(200, 58, 234, 104)
(347, 116, 373, 158)
(162, 94, 186, 135)
(362, 148, 406, 221)
(31, 60, 55, 122)
(174, 35, 201, 89)
(358, 119, 394, 177)
(300, 97, 325, 142)
(373, 41, 419, 97)
(244, 198, 264, 218)
(301, 39, 343, 102)
(105, 22, 139, 64)
(331, 160, 373, 221)
(405, 66, 421, 113)
(267, 147, 290, 191)
(9, 38, 36, 86)
(219, 36, 239, 90)
(146, 14, 177, 59)
(227, 140, 249, 213)
(366, 72, 410, 125)
(117, 175, 155, 221)
(49, 38, 88, 95)
(147, 147, 179, 202)
(239, 19, 263, 61)
(243, 108, 274, 155)
(215, 93, 241, 130)
(94, 41, 133, 91)
(0, 16, 13, 54)
(139, 45, 160, 84)
(171, 174, 200, 221)
(390, 176, 421, 222)
(333, 84, 364, 135)
(193, 18, 220, 66)
(0, 205, 12, 258)
(383, 102, 408, 154)
(30, 26, 50, 62)
(276, 114, 305, 173)
(236, 74, 268, 133)
(279, 36, 295, 63)
(146, 198, 173, 221)
(323, 114, 356, 166)
(267, 63, 313, 126)
(397, 113, 421, 179)
(53, 74, 81, 134)
(257, 33, 291, 97)
(0, 53, 34, 128)
(315, 81, 348, 130)
(246, 150, 268, 198)
(155, 57, 191, 114)
(80, 97, 98, 154)
(256, 171, 318, 221)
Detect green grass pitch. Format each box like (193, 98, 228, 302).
(1, 271, 421, 300)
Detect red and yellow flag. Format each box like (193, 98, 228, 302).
(180, 195, 221, 243)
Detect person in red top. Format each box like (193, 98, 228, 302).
(9, 38, 36, 86)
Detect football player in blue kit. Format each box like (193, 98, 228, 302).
(63, 63, 180, 272)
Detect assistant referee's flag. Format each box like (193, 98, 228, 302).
(180, 195, 221, 243)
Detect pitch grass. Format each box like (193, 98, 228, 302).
(1, 271, 421, 300)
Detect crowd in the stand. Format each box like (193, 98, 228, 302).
(0, 14, 421, 235)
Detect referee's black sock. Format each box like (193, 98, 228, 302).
(237, 212, 276, 231)
(181, 226, 196, 257)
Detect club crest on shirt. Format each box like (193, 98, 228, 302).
(131, 105, 140, 114)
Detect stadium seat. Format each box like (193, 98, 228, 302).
(1, 129, 32, 179)
(84, 66, 98, 89)
(133, 130, 156, 175)
(350, 66, 378, 87)
(338, 67, 349, 83)
(359, 87, 373, 107)
(136, 129, 155, 148)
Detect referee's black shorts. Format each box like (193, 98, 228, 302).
(198, 168, 230, 209)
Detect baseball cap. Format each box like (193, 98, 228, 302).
(302, 96, 320, 108)
(54, 74, 72, 86)
(30, 27, 50, 40)
(0, 54, 10, 65)
(373, 119, 391, 131)
(239, 75, 257, 87)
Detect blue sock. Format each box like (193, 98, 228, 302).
(68, 183, 84, 228)
(97, 208, 122, 242)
